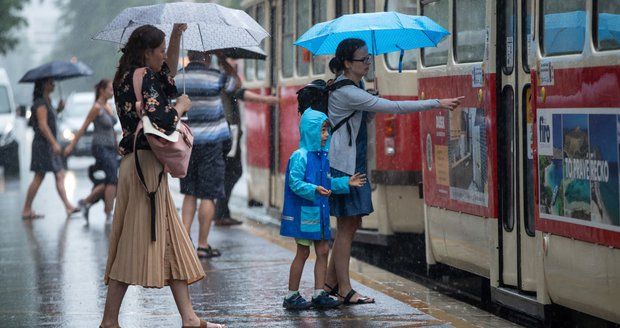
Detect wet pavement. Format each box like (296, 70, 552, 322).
(0, 156, 522, 328)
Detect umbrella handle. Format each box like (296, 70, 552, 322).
(182, 32, 185, 94)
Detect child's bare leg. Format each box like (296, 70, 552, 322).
(313, 240, 330, 290)
(288, 243, 310, 291)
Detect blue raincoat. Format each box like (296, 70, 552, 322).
(280, 109, 351, 241)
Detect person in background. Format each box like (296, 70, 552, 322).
(22, 77, 79, 219)
(178, 50, 237, 258)
(215, 57, 278, 226)
(64, 79, 118, 222)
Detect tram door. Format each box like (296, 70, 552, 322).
(497, 0, 537, 293)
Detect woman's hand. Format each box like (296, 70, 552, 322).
(52, 142, 62, 155)
(438, 96, 464, 111)
(316, 186, 332, 197)
(171, 23, 187, 36)
(175, 94, 192, 115)
(63, 143, 74, 157)
(57, 99, 65, 112)
(349, 173, 367, 187)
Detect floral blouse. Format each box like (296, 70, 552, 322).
(114, 62, 179, 155)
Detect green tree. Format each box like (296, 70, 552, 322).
(0, 0, 29, 55)
(51, 0, 169, 93)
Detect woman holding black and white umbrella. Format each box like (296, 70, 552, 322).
(22, 78, 79, 219)
(100, 24, 223, 328)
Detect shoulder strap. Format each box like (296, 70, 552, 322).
(132, 67, 163, 242)
(327, 78, 356, 92)
(328, 79, 360, 145)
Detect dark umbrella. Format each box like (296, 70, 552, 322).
(19, 60, 93, 83)
(214, 46, 267, 60)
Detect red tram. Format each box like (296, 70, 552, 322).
(240, 0, 620, 323)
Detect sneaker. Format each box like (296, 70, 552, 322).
(283, 293, 311, 310)
(79, 199, 91, 222)
(311, 291, 342, 309)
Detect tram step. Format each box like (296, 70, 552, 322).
(491, 286, 545, 319)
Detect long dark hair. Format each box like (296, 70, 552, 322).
(94, 79, 111, 101)
(113, 25, 165, 87)
(32, 78, 50, 102)
(328, 38, 366, 75)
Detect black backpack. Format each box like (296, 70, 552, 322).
(296, 78, 358, 136)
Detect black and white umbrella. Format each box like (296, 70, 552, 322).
(215, 46, 267, 60)
(93, 2, 269, 52)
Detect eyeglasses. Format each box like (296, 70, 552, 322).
(350, 55, 372, 64)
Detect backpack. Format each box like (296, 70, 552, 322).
(297, 78, 358, 134)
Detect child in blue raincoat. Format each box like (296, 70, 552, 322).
(280, 81, 366, 310)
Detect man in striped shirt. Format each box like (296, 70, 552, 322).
(177, 50, 238, 259)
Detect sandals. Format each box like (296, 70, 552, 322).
(22, 212, 44, 220)
(324, 283, 339, 296)
(182, 319, 226, 328)
(197, 246, 221, 259)
(339, 289, 375, 305)
(66, 207, 80, 217)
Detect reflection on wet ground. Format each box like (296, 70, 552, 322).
(0, 159, 521, 327)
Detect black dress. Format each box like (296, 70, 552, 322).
(114, 63, 179, 155)
(30, 98, 63, 173)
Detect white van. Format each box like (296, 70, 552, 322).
(0, 68, 18, 174)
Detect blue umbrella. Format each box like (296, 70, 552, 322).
(19, 60, 93, 83)
(294, 11, 449, 72)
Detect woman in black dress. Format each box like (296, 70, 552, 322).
(22, 78, 78, 219)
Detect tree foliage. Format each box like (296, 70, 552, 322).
(51, 0, 243, 93)
(0, 0, 29, 55)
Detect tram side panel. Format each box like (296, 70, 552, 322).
(532, 55, 620, 324)
(244, 87, 273, 207)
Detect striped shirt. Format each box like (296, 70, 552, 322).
(177, 62, 236, 144)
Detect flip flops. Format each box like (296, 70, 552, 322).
(22, 212, 44, 220)
(197, 246, 221, 259)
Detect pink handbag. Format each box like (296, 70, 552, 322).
(131, 67, 193, 241)
(132, 68, 193, 178)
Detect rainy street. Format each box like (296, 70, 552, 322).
(0, 125, 521, 327)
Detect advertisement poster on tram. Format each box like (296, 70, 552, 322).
(422, 105, 491, 217)
(537, 109, 620, 230)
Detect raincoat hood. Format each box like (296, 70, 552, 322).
(299, 108, 329, 152)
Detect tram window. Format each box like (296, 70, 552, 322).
(421, 0, 449, 67)
(363, 0, 375, 13)
(595, 0, 620, 51)
(256, 2, 266, 81)
(384, 0, 417, 71)
(245, 6, 256, 81)
(454, 0, 486, 63)
(523, 86, 535, 236)
(282, 0, 295, 78)
(541, 0, 586, 56)
(336, 0, 350, 17)
(500, 86, 515, 232)
(522, 0, 532, 72)
(501, 0, 514, 74)
(296, 0, 311, 77)
(312, 0, 327, 75)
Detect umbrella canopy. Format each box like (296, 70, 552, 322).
(93, 2, 269, 52)
(213, 46, 267, 60)
(19, 60, 93, 83)
(295, 11, 449, 57)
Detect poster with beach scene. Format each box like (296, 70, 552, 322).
(537, 109, 620, 230)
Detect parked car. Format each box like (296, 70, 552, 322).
(0, 68, 19, 174)
(58, 92, 120, 157)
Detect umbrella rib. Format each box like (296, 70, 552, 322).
(197, 23, 206, 52)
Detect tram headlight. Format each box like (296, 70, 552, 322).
(384, 118, 396, 156)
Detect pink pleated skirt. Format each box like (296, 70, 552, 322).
(104, 150, 204, 288)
